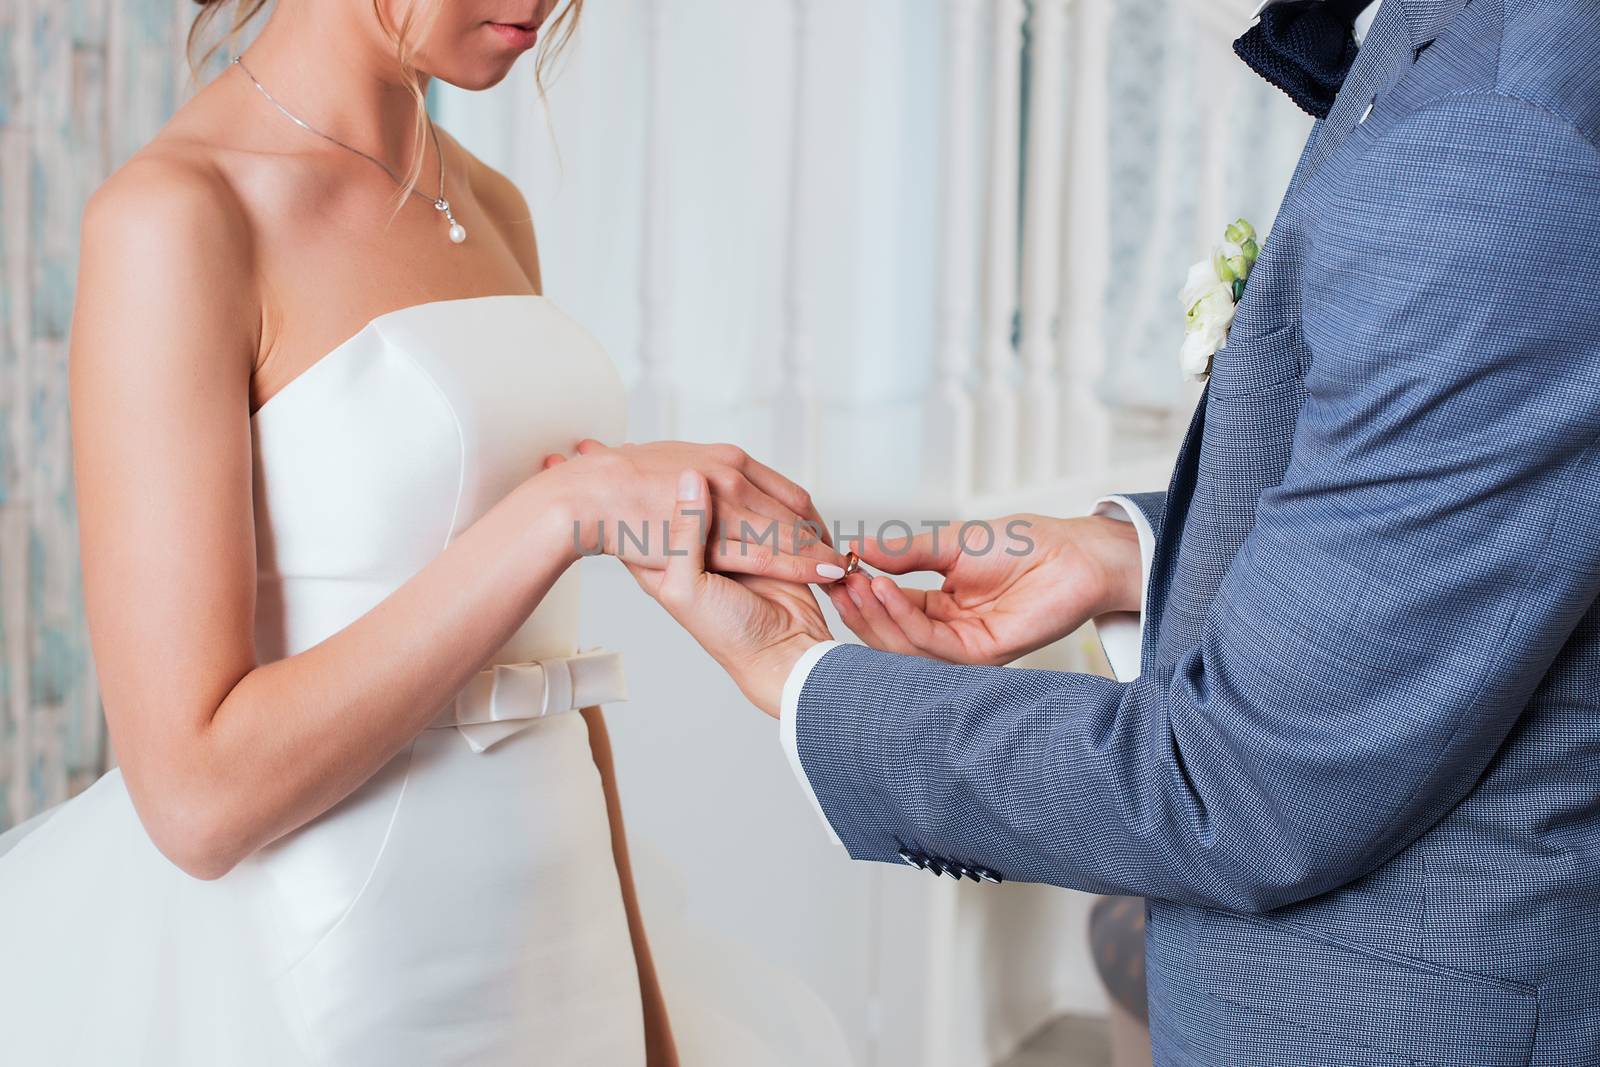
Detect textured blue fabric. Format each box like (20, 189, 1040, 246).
(796, 1, 1600, 1063)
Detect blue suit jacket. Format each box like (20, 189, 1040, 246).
(795, 1, 1600, 1062)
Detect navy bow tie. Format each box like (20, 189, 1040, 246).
(1234, 0, 1374, 119)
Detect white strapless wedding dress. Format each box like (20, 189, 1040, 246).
(0, 295, 850, 1066)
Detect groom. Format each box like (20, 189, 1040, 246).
(623, 0, 1600, 1062)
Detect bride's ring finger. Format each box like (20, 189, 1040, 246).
(709, 529, 846, 584)
(734, 457, 834, 549)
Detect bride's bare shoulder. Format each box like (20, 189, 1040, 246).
(78, 78, 263, 318)
(86, 65, 283, 263)
(75, 102, 261, 371)
(78, 148, 256, 338)
(97, 86, 254, 223)
(87, 148, 246, 245)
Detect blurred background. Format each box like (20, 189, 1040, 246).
(1, 0, 1309, 1063)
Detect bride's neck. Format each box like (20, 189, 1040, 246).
(237, 0, 434, 169)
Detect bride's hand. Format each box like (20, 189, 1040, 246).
(540, 439, 848, 585)
(628, 470, 834, 717)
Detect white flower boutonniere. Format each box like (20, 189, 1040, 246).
(1180, 218, 1260, 382)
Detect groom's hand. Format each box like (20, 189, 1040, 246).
(826, 514, 1141, 666)
(630, 470, 834, 718)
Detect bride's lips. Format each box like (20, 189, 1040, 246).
(486, 21, 539, 50)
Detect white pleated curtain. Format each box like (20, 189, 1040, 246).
(437, 0, 1311, 514)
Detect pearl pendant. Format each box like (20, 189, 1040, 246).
(435, 198, 467, 245)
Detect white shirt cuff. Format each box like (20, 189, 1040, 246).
(1090, 496, 1156, 683)
(779, 639, 845, 847)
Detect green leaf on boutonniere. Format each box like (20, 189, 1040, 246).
(1232, 279, 1246, 303)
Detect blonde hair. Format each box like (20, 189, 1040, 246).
(189, 0, 583, 200)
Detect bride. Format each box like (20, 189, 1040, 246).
(0, 0, 849, 1063)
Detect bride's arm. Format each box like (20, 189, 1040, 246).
(69, 160, 603, 880)
(72, 159, 838, 882)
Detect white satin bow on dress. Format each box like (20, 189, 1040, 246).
(435, 649, 629, 752)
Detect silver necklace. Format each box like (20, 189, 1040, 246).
(233, 56, 467, 245)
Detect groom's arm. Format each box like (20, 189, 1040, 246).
(788, 93, 1600, 913)
(776, 489, 1163, 843)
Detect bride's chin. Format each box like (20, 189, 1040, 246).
(427, 55, 523, 94)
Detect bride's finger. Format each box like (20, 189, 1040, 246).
(714, 494, 845, 569)
(542, 454, 568, 470)
(712, 483, 805, 544)
(732, 454, 834, 548)
(709, 538, 846, 585)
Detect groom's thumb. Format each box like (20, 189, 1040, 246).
(661, 470, 710, 609)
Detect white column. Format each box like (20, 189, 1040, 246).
(929, 0, 986, 504)
(1190, 0, 1249, 242)
(1018, 0, 1071, 487)
(1059, 0, 1113, 473)
(976, 0, 1026, 494)
(630, 0, 676, 441)
(776, 0, 819, 484)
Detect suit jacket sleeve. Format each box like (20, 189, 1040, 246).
(794, 93, 1600, 913)
(1113, 491, 1165, 545)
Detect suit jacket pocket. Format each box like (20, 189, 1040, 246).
(1206, 319, 1305, 398)
(1195, 910, 1539, 1066)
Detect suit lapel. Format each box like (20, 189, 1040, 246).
(1143, 0, 1475, 668)
(1399, 0, 1473, 50)
(1299, 0, 1417, 177)
(1295, 0, 1474, 179)
(1142, 387, 1208, 676)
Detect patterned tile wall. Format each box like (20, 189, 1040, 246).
(0, 0, 202, 829)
